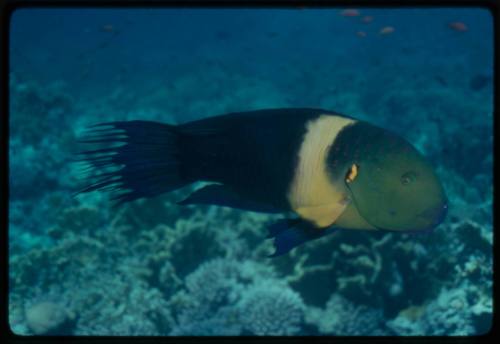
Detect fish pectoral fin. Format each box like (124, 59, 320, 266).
(295, 200, 349, 228)
(267, 218, 338, 257)
(177, 184, 281, 213)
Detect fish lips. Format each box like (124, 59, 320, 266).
(413, 201, 448, 233)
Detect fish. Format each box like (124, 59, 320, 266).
(356, 31, 367, 38)
(448, 21, 467, 32)
(215, 31, 231, 41)
(100, 24, 116, 33)
(361, 15, 373, 23)
(379, 26, 395, 35)
(340, 9, 360, 17)
(469, 74, 492, 91)
(434, 75, 448, 87)
(76, 108, 448, 257)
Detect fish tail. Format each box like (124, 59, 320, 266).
(75, 120, 190, 205)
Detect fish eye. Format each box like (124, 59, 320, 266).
(401, 171, 417, 186)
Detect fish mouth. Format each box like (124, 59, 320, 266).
(410, 202, 448, 233)
(417, 202, 448, 225)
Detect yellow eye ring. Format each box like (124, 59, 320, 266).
(345, 164, 359, 183)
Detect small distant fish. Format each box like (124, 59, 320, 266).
(356, 31, 367, 38)
(78, 67, 91, 81)
(340, 9, 360, 17)
(469, 74, 492, 90)
(448, 21, 468, 32)
(434, 75, 448, 87)
(215, 31, 231, 41)
(77, 109, 448, 257)
(379, 26, 395, 35)
(100, 24, 116, 33)
(361, 15, 373, 23)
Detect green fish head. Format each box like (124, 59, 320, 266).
(339, 123, 447, 232)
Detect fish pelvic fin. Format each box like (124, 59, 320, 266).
(267, 218, 338, 257)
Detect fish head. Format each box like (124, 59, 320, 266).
(340, 123, 447, 232)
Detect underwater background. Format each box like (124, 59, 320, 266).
(8, 7, 493, 336)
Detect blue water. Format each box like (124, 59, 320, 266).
(9, 7, 493, 336)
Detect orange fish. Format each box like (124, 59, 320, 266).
(449, 22, 468, 32)
(379, 26, 395, 35)
(101, 24, 115, 33)
(356, 31, 367, 38)
(361, 15, 373, 23)
(340, 9, 360, 17)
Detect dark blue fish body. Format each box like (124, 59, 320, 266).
(77, 108, 447, 256)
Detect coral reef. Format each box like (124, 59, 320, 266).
(387, 282, 492, 335)
(9, 224, 175, 335)
(236, 282, 305, 335)
(25, 301, 76, 335)
(305, 293, 387, 335)
(168, 258, 305, 336)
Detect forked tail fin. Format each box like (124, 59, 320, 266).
(75, 120, 189, 205)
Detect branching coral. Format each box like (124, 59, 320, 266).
(305, 293, 387, 335)
(168, 257, 278, 335)
(236, 280, 305, 335)
(387, 282, 492, 335)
